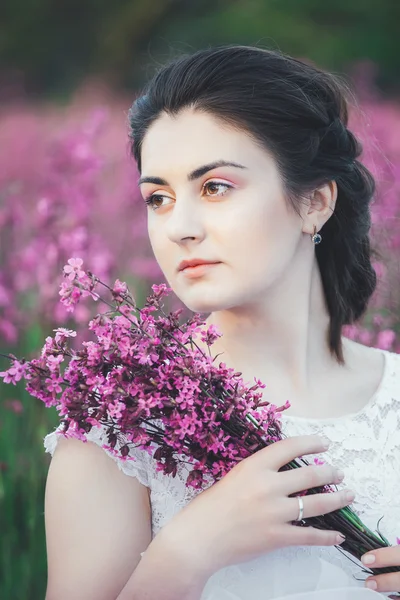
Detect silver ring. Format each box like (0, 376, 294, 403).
(296, 496, 304, 521)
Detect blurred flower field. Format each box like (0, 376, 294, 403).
(0, 81, 400, 598)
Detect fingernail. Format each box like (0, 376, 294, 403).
(361, 554, 376, 565)
(345, 489, 355, 502)
(336, 533, 346, 544)
(321, 436, 331, 449)
(365, 580, 377, 590)
(336, 469, 345, 481)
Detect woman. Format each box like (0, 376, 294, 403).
(43, 46, 400, 600)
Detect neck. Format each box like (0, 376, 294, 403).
(204, 257, 344, 404)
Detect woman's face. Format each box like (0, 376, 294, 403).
(139, 108, 308, 314)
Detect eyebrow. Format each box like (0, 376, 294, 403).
(138, 160, 247, 186)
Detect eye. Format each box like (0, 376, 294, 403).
(144, 194, 173, 211)
(144, 180, 233, 211)
(203, 181, 233, 197)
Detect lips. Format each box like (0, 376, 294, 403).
(178, 259, 220, 272)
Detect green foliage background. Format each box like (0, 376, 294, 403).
(1, 0, 400, 97)
(0, 327, 58, 599)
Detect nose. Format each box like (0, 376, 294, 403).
(165, 197, 206, 245)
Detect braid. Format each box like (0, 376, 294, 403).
(314, 121, 377, 363)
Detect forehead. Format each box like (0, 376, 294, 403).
(140, 108, 269, 175)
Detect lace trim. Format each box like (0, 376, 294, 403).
(43, 424, 151, 488)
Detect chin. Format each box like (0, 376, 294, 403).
(175, 286, 244, 314)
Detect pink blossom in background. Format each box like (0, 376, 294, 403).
(63, 258, 85, 281)
(3, 399, 24, 414)
(342, 86, 400, 353)
(0, 85, 163, 348)
(376, 329, 397, 350)
(0, 78, 399, 353)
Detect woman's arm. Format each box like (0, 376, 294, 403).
(117, 527, 212, 600)
(44, 436, 152, 600)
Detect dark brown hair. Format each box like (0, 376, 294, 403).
(128, 45, 377, 364)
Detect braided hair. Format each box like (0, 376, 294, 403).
(129, 45, 377, 364)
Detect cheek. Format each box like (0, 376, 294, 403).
(147, 220, 166, 265)
(221, 196, 300, 276)
(221, 194, 292, 248)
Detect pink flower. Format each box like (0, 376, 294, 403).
(59, 282, 82, 312)
(343, 325, 358, 340)
(63, 258, 84, 281)
(200, 323, 222, 346)
(358, 329, 373, 345)
(151, 283, 171, 298)
(53, 327, 77, 344)
(107, 400, 126, 420)
(376, 329, 396, 350)
(0, 360, 29, 385)
(112, 279, 128, 297)
(46, 354, 64, 372)
(83, 341, 104, 365)
(45, 375, 63, 394)
(59, 281, 74, 298)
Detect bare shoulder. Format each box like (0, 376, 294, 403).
(343, 337, 384, 372)
(345, 337, 400, 366)
(45, 435, 152, 600)
(343, 337, 399, 397)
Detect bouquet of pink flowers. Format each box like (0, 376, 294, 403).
(1, 258, 399, 578)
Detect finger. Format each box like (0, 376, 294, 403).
(259, 435, 330, 471)
(278, 523, 346, 548)
(362, 547, 400, 569)
(279, 463, 344, 495)
(364, 572, 400, 594)
(282, 487, 355, 521)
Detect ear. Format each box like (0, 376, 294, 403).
(301, 180, 337, 236)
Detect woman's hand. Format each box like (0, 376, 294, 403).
(361, 545, 400, 598)
(160, 435, 352, 577)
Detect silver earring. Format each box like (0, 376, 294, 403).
(311, 225, 322, 245)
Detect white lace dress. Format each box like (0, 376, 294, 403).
(44, 348, 400, 599)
